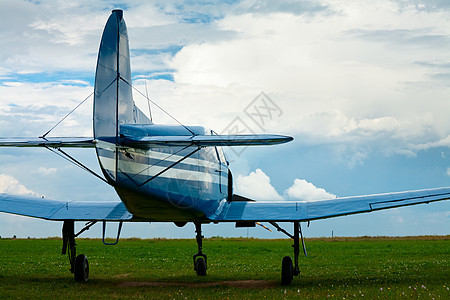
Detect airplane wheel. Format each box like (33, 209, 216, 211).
(281, 256, 293, 285)
(74, 254, 89, 282)
(195, 257, 207, 276)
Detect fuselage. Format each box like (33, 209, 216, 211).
(96, 124, 230, 221)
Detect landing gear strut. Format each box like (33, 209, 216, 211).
(62, 221, 89, 282)
(271, 221, 307, 285)
(193, 222, 207, 276)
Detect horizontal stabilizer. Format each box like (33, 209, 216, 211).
(122, 134, 293, 147)
(209, 187, 450, 222)
(0, 193, 133, 221)
(0, 137, 95, 148)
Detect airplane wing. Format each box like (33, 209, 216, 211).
(0, 137, 95, 148)
(0, 193, 132, 221)
(209, 187, 450, 222)
(0, 135, 292, 148)
(121, 134, 293, 147)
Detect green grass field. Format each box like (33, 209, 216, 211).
(0, 236, 449, 299)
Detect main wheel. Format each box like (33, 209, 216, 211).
(195, 257, 207, 276)
(281, 256, 293, 285)
(74, 254, 89, 282)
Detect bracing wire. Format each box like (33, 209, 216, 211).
(138, 146, 200, 187)
(120, 77, 196, 136)
(118, 144, 191, 185)
(44, 146, 110, 185)
(40, 91, 94, 139)
(40, 76, 118, 139)
(38, 75, 196, 186)
(144, 77, 153, 122)
(38, 78, 118, 185)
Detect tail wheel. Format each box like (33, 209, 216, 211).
(195, 257, 207, 276)
(74, 254, 89, 282)
(281, 256, 293, 285)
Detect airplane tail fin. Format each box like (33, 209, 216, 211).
(93, 9, 150, 182)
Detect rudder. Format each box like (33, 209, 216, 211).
(93, 9, 150, 182)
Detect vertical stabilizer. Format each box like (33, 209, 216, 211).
(93, 10, 150, 183)
(94, 9, 132, 141)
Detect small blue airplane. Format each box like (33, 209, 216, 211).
(1, 10, 449, 285)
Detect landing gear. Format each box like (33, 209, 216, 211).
(193, 222, 207, 276)
(271, 221, 307, 285)
(62, 220, 89, 282)
(292, 221, 301, 278)
(195, 256, 207, 276)
(281, 256, 294, 285)
(74, 254, 89, 282)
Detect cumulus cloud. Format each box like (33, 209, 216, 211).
(0, 1, 448, 238)
(234, 169, 336, 202)
(0, 83, 93, 137)
(412, 135, 450, 151)
(0, 174, 36, 196)
(35, 167, 57, 176)
(169, 0, 450, 158)
(1, 0, 449, 161)
(234, 169, 283, 200)
(285, 179, 336, 201)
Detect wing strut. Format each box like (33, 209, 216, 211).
(75, 221, 97, 237)
(270, 221, 293, 238)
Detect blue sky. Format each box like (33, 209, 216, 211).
(0, 0, 449, 239)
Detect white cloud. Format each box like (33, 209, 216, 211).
(235, 169, 336, 202)
(168, 0, 450, 158)
(1, 1, 448, 161)
(413, 135, 450, 151)
(0, 1, 448, 238)
(35, 167, 57, 176)
(0, 82, 93, 137)
(234, 169, 283, 200)
(0, 174, 36, 196)
(285, 179, 336, 201)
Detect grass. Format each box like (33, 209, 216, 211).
(0, 236, 449, 299)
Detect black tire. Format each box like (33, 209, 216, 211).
(195, 257, 207, 276)
(281, 256, 293, 285)
(74, 254, 89, 282)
